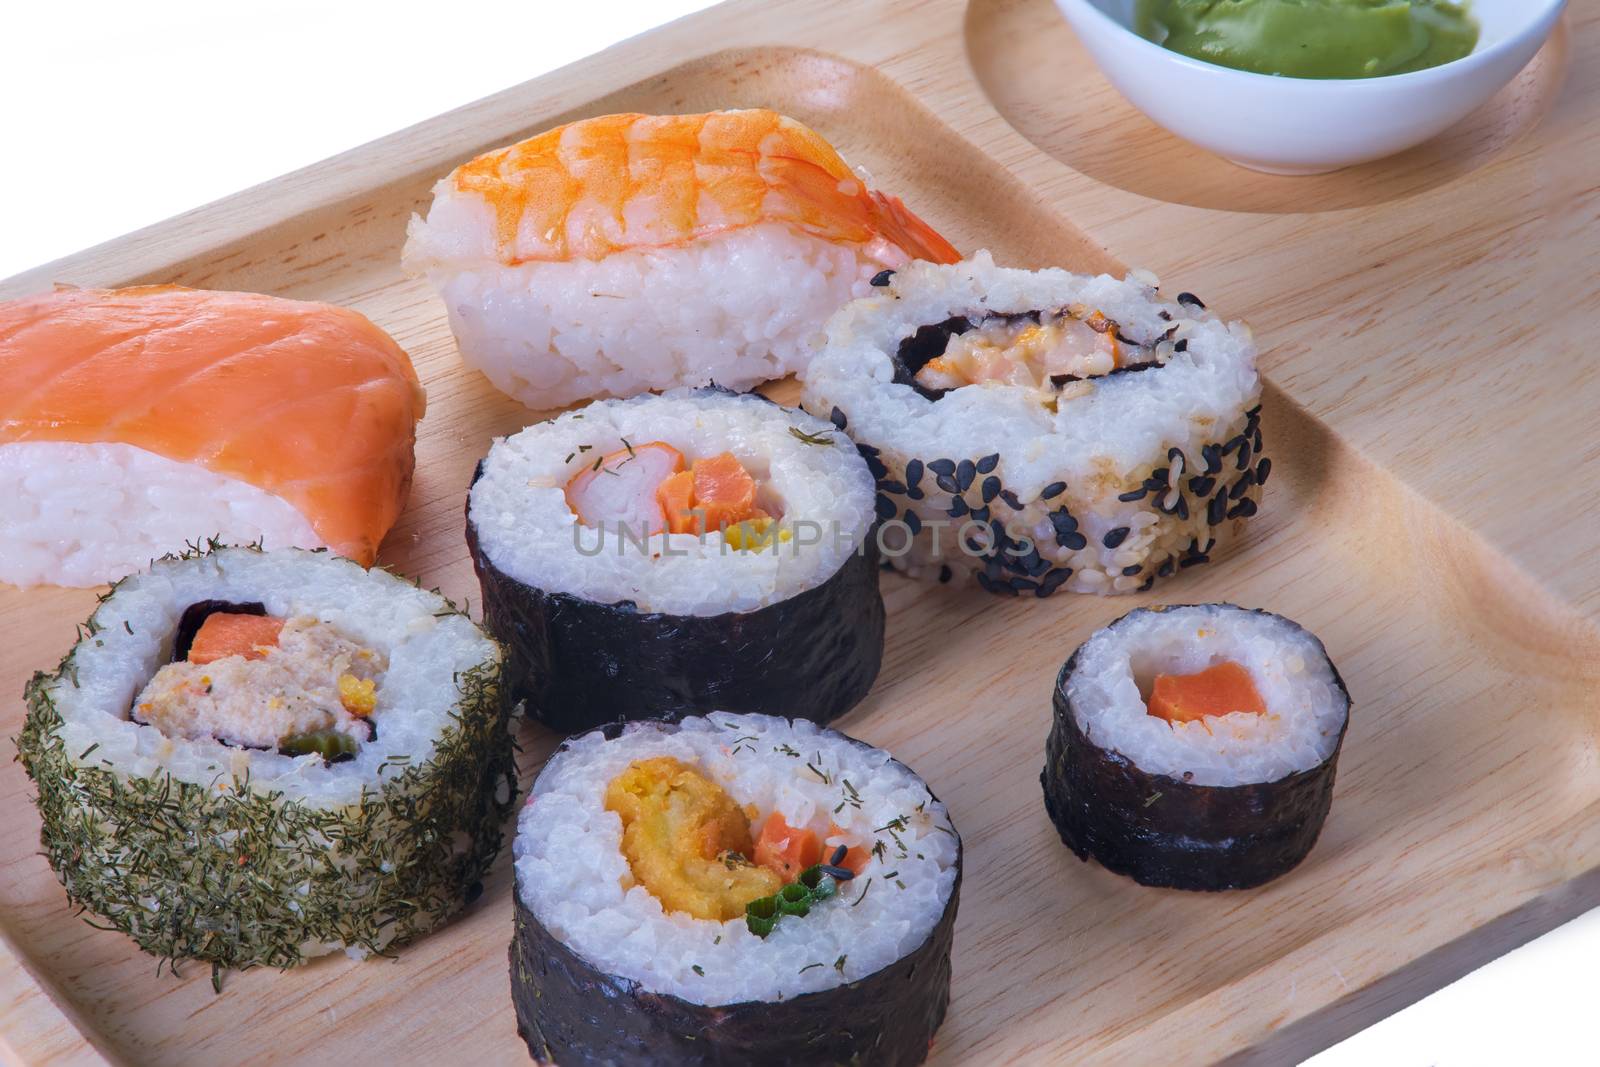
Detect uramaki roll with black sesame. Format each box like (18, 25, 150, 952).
(511, 712, 961, 1066)
(468, 388, 884, 734)
(800, 252, 1266, 597)
(16, 545, 517, 978)
(1042, 604, 1349, 890)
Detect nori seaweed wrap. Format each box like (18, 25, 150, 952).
(511, 713, 961, 1065)
(1042, 604, 1349, 890)
(466, 389, 884, 734)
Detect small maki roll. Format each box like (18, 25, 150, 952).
(800, 252, 1265, 597)
(16, 545, 517, 977)
(1042, 604, 1349, 890)
(511, 713, 961, 1066)
(467, 388, 884, 733)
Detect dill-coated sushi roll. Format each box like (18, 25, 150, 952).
(16, 545, 517, 978)
(1041, 604, 1349, 890)
(466, 388, 884, 734)
(800, 253, 1265, 598)
(511, 713, 961, 1066)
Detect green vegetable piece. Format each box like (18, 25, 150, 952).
(778, 882, 812, 917)
(798, 865, 838, 901)
(278, 730, 360, 762)
(745, 896, 779, 938)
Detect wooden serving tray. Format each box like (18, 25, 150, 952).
(3, 1, 1596, 1063)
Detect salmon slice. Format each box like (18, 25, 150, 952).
(187, 613, 285, 665)
(1148, 661, 1267, 724)
(438, 109, 961, 266)
(658, 451, 764, 536)
(564, 441, 686, 536)
(0, 286, 425, 566)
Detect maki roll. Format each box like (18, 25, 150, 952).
(402, 109, 959, 410)
(800, 253, 1265, 598)
(511, 712, 961, 1066)
(1041, 604, 1349, 890)
(16, 545, 517, 976)
(467, 388, 884, 733)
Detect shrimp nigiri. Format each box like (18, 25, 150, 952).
(0, 285, 425, 586)
(403, 109, 960, 411)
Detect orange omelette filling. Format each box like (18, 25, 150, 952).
(1147, 661, 1267, 724)
(604, 757, 868, 921)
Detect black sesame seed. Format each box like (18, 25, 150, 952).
(1173, 338, 1188, 353)
(948, 496, 968, 518)
(879, 479, 907, 495)
(955, 459, 976, 491)
(971, 506, 991, 523)
(1167, 447, 1185, 467)
(1227, 498, 1259, 519)
(869, 269, 895, 287)
(1177, 291, 1206, 309)
(1059, 531, 1087, 551)
(938, 565, 953, 584)
(1203, 444, 1222, 474)
(1118, 487, 1149, 502)
(905, 458, 924, 490)
(934, 473, 959, 495)
(829, 406, 848, 431)
(1174, 495, 1190, 520)
(1138, 575, 1155, 592)
(1230, 472, 1254, 499)
(927, 458, 956, 477)
(981, 476, 1001, 503)
(1222, 434, 1247, 455)
(865, 455, 888, 480)
(1246, 404, 1262, 417)
(1038, 568, 1072, 595)
(1187, 475, 1215, 497)
(1236, 441, 1252, 471)
(1103, 526, 1130, 549)
(904, 510, 923, 535)
(1009, 577, 1038, 593)
(906, 486, 925, 501)
(1000, 489, 1024, 510)
(1041, 481, 1067, 499)
(1158, 558, 1175, 578)
(976, 453, 1000, 474)
(1207, 493, 1226, 526)
(857, 443, 881, 457)
(1122, 564, 1143, 576)
(1048, 508, 1078, 535)
(1255, 458, 1272, 485)
(875, 494, 896, 520)
(1253, 428, 1263, 452)
(1179, 554, 1211, 568)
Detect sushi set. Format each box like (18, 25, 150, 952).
(1, 0, 1596, 1064)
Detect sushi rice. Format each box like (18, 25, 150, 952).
(1065, 603, 1347, 786)
(469, 387, 874, 617)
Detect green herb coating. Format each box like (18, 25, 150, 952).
(15, 546, 520, 978)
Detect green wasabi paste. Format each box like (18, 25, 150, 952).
(1134, 0, 1480, 79)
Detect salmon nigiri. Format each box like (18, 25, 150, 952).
(0, 285, 425, 587)
(403, 109, 961, 411)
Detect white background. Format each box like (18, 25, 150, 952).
(4, 2, 1593, 1063)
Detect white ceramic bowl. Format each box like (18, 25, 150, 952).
(1051, 0, 1566, 174)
